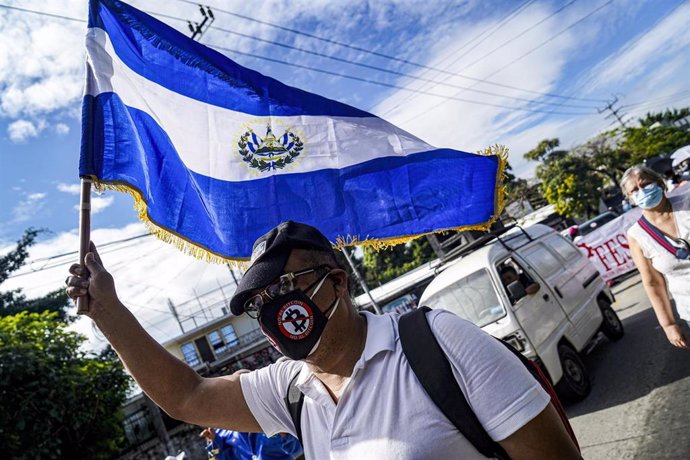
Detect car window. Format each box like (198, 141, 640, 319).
(520, 243, 563, 277)
(497, 258, 536, 305)
(579, 212, 618, 236)
(424, 269, 505, 328)
(545, 234, 581, 261)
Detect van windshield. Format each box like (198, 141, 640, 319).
(424, 269, 506, 328)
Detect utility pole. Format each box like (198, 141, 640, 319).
(188, 5, 215, 41)
(193, 288, 210, 321)
(341, 247, 382, 315)
(226, 263, 240, 287)
(598, 97, 628, 129)
(167, 298, 185, 334)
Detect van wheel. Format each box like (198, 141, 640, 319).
(599, 299, 624, 341)
(556, 343, 591, 401)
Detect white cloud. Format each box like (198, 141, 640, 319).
(55, 123, 70, 135)
(71, 195, 114, 214)
(11, 191, 48, 223)
(27, 192, 46, 201)
(583, 3, 690, 92)
(91, 196, 115, 214)
(0, 222, 241, 350)
(7, 119, 45, 142)
(57, 183, 81, 195)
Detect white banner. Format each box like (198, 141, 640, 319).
(575, 184, 690, 282)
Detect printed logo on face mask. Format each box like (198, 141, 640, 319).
(277, 301, 314, 340)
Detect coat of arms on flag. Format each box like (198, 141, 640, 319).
(80, 0, 507, 262)
(238, 124, 305, 173)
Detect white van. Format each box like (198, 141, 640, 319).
(419, 223, 624, 400)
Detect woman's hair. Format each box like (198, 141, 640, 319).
(619, 164, 666, 196)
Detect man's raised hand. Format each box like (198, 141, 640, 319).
(66, 241, 120, 316)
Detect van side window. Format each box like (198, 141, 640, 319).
(521, 243, 563, 276)
(545, 234, 581, 261)
(497, 259, 536, 304)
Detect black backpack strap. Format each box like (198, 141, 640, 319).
(284, 371, 305, 447)
(399, 307, 509, 460)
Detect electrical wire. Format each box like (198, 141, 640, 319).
(399, 0, 614, 125)
(209, 43, 593, 116)
(6, 233, 152, 279)
(0, 2, 85, 22)
(203, 22, 597, 110)
(379, 0, 538, 114)
(524, 0, 688, 119)
(170, 0, 608, 104)
(0, 3, 597, 116)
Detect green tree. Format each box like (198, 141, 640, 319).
(0, 311, 131, 458)
(637, 108, 690, 128)
(0, 229, 70, 320)
(523, 138, 566, 162)
(362, 238, 435, 286)
(618, 123, 690, 164)
(526, 138, 609, 218)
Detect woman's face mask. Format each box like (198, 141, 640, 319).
(632, 183, 664, 209)
(257, 272, 340, 360)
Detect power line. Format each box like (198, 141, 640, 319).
(171, 0, 607, 104)
(0, 3, 595, 115)
(380, 0, 537, 114)
(459, 0, 579, 77)
(0, 2, 85, 22)
(152, 8, 597, 110)
(7, 233, 152, 279)
(534, 0, 687, 119)
(621, 88, 690, 109)
(206, 23, 596, 109)
(399, 0, 613, 125)
(209, 43, 593, 116)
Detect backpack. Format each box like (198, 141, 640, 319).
(284, 307, 579, 459)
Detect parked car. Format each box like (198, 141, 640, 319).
(576, 211, 619, 238)
(419, 224, 624, 401)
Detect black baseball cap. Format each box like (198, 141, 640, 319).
(229, 221, 335, 315)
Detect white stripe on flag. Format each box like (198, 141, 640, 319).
(85, 28, 433, 182)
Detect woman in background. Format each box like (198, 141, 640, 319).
(622, 165, 690, 349)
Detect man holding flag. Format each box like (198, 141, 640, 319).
(67, 1, 581, 458)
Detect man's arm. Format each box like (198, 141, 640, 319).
(66, 243, 262, 430)
(498, 403, 581, 459)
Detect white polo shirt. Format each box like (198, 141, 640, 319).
(241, 309, 550, 459)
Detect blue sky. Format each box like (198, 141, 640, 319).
(1, 0, 689, 348)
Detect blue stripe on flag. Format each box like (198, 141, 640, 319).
(88, 0, 370, 117)
(81, 93, 500, 259)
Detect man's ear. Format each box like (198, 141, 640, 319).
(330, 268, 349, 295)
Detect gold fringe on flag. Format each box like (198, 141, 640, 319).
(85, 144, 508, 264)
(334, 144, 509, 251)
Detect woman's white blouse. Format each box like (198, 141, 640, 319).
(628, 192, 690, 320)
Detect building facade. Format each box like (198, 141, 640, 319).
(117, 313, 281, 459)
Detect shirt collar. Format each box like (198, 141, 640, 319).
(295, 311, 397, 388)
(358, 311, 396, 365)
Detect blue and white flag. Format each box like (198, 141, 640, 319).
(81, 0, 506, 261)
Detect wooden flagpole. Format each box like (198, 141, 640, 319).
(77, 178, 92, 314)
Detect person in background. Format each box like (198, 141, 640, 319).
(200, 427, 302, 460)
(622, 165, 690, 349)
(200, 369, 303, 460)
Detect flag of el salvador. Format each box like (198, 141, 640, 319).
(81, 0, 506, 261)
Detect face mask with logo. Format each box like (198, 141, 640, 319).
(633, 183, 664, 209)
(258, 274, 340, 360)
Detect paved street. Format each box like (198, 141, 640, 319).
(567, 273, 690, 459)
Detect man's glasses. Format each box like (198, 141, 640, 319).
(244, 265, 331, 318)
